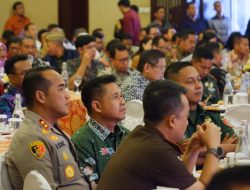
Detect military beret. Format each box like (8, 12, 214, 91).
(45, 31, 65, 42)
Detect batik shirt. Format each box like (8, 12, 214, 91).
(120, 70, 150, 102)
(0, 86, 26, 118)
(71, 118, 129, 182)
(98, 66, 134, 87)
(66, 58, 105, 84)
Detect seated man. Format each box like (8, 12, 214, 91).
(0, 55, 32, 118)
(192, 46, 221, 105)
(67, 35, 105, 90)
(207, 166, 250, 190)
(44, 31, 78, 73)
(99, 43, 134, 86)
(6, 66, 90, 190)
(165, 62, 236, 144)
(97, 80, 222, 190)
(20, 36, 48, 68)
(71, 75, 129, 187)
(121, 49, 166, 102)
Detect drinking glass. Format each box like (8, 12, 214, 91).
(74, 75, 82, 95)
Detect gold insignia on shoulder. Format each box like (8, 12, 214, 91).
(29, 141, 46, 159)
(39, 119, 49, 129)
(63, 151, 69, 161)
(65, 165, 75, 178)
(42, 128, 50, 134)
(49, 135, 59, 141)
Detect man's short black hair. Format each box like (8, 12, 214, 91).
(75, 35, 95, 49)
(118, 33, 133, 41)
(155, 6, 165, 12)
(143, 79, 187, 124)
(152, 36, 168, 46)
(1, 30, 14, 41)
(6, 36, 21, 49)
(81, 75, 116, 115)
(13, 1, 23, 10)
(192, 46, 214, 62)
(38, 29, 48, 42)
(179, 29, 196, 40)
(92, 30, 104, 39)
(207, 166, 250, 190)
(130, 4, 139, 13)
(4, 55, 28, 75)
(164, 61, 192, 80)
(23, 66, 53, 109)
(109, 43, 128, 59)
(146, 24, 159, 35)
(118, 0, 130, 7)
(24, 23, 35, 31)
(137, 49, 165, 72)
(185, 2, 195, 10)
(202, 42, 221, 54)
(106, 39, 121, 53)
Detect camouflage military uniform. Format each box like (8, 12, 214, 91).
(201, 74, 221, 105)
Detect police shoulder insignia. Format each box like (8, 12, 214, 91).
(49, 135, 59, 141)
(222, 118, 234, 128)
(39, 119, 49, 129)
(65, 165, 75, 178)
(63, 151, 69, 161)
(29, 141, 46, 159)
(42, 128, 50, 135)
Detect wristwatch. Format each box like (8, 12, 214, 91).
(206, 147, 224, 158)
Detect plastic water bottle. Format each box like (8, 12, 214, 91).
(61, 62, 69, 90)
(234, 74, 248, 104)
(223, 73, 233, 105)
(234, 124, 250, 164)
(12, 94, 24, 120)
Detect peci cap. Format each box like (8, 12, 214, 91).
(45, 31, 65, 42)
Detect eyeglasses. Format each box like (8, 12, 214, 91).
(115, 57, 130, 63)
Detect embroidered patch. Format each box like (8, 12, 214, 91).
(84, 157, 96, 165)
(39, 119, 49, 129)
(65, 165, 75, 178)
(205, 117, 212, 123)
(100, 147, 114, 156)
(49, 135, 59, 141)
(63, 151, 69, 161)
(83, 166, 94, 176)
(222, 118, 234, 128)
(29, 141, 46, 159)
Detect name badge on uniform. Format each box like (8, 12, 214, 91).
(55, 141, 66, 149)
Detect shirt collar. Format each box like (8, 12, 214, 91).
(88, 118, 123, 141)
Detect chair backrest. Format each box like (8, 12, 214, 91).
(0, 155, 13, 190)
(23, 170, 52, 190)
(123, 100, 144, 131)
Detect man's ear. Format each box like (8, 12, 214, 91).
(143, 63, 151, 73)
(7, 74, 15, 85)
(35, 91, 46, 104)
(77, 47, 84, 55)
(91, 100, 102, 113)
(168, 114, 176, 129)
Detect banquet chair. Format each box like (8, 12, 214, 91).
(23, 170, 52, 190)
(123, 99, 144, 131)
(0, 155, 13, 190)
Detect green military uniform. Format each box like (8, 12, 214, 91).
(185, 105, 234, 140)
(5, 110, 90, 190)
(201, 74, 221, 105)
(71, 118, 129, 183)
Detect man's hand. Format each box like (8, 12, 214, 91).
(222, 133, 238, 144)
(197, 121, 221, 148)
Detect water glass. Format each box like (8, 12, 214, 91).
(8, 118, 22, 131)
